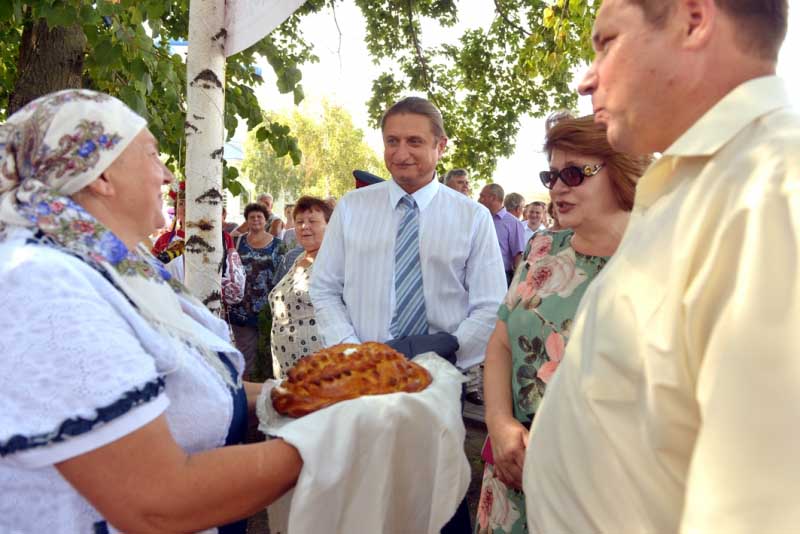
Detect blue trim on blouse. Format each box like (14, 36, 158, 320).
(0, 378, 165, 458)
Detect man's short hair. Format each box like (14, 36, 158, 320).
(381, 97, 447, 139)
(444, 168, 468, 184)
(504, 192, 525, 212)
(485, 183, 504, 202)
(628, 0, 788, 60)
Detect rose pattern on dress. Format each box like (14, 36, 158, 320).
(526, 248, 587, 300)
(477, 463, 523, 533)
(526, 233, 553, 264)
(479, 230, 611, 533)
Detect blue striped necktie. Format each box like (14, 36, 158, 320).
(390, 194, 428, 338)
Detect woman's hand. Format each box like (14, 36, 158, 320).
(482, 319, 527, 489)
(487, 416, 529, 490)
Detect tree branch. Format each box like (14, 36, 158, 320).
(493, 0, 531, 37)
(405, 0, 437, 104)
(331, 1, 343, 70)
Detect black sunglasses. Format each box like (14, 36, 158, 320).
(539, 163, 605, 190)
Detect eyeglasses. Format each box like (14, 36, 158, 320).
(539, 163, 605, 190)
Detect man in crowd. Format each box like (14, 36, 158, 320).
(444, 168, 470, 196)
(523, 200, 547, 242)
(479, 183, 525, 285)
(231, 192, 279, 236)
(503, 192, 525, 220)
(311, 96, 506, 533)
(523, 1, 799, 533)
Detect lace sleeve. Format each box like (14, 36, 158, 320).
(0, 247, 168, 468)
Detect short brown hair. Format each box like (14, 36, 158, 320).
(380, 97, 447, 139)
(628, 0, 787, 60)
(544, 112, 652, 212)
(293, 196, 332, 223)
(244, 202, 269, 220)
(504, 192, 525, 212)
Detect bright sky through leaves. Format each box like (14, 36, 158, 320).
(252, 3, 800, 203)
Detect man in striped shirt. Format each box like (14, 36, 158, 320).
(311, 96, 506, 533)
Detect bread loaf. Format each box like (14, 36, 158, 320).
(271, 342, 432, 417)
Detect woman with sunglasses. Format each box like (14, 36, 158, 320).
(476, 113, 651, 534)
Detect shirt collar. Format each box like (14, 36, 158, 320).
(636, 76, 791, 208)
(664, 75, 789, 157)
(388, 174, 440, 211)
(493, 207, 508, 220)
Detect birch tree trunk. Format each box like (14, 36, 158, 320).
(184, 0, 226, 313)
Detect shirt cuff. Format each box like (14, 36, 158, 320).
(9, 395, 169, 469)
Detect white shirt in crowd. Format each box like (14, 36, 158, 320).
(523, 223, 546, 244)
(523, 76, 800, 533)
(310, 177, 506, 369)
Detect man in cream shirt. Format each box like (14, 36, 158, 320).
(523, 1, 798, 533)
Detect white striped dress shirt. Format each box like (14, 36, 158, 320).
(310, 177, 506, 369)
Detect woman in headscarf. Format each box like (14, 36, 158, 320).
(0, 90, 300, 533)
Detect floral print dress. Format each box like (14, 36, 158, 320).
(227, 236, 286, 327)
(476, 230, 609, 534)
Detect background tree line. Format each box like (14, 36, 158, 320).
(241, 101, 384, 202)
(0, 0, 595, 188)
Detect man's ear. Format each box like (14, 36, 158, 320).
(677, 0, 717, 51)
(437, 136, 448, 158)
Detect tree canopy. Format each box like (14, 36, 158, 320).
(242, 101, 384, 202)
(0, 0, 596, 187)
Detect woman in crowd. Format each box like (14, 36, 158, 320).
(152, 183, 245, 309)
(0, 90, 300, 533)
(476, 113, 651, 533)
(227, 202, 286, 378)
(281, 202, 298, 249)
(268, 196, 331, 379)
(151, 179, 185, 259)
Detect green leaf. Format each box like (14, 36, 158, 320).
(0, 1, 14, 22)
(119, 85, 147, 116)
(293, 85, 304, 105)
(94, 43, 123, 67)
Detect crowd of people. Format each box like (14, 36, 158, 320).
(1, 1, 797, 533)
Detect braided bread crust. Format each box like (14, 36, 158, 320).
(271, 342, 432, 417)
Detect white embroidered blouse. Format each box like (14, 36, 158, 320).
(0, 229, 243, 534)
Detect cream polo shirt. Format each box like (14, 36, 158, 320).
(523, 76, 800, 534)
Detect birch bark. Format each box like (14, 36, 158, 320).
(184, 0, 227, 312)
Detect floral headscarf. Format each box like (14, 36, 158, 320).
(0, 90, 238, 386)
